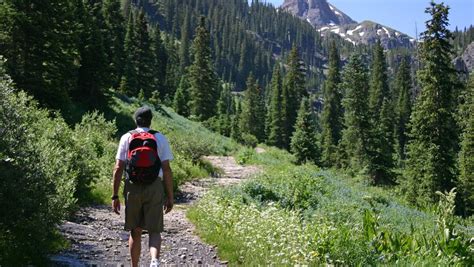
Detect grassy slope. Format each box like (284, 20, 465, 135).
(188, 145, 474, 265)
(90, 94, 239, 203)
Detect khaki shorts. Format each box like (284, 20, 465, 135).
(123, 178, 165, 233)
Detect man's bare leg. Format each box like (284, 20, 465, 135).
(149, 232, 161, 260)
(130, 228, 143, 267)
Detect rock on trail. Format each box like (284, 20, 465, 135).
(50, 156, 259, 266)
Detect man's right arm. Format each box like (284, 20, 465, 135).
(112, 159, 125, 214)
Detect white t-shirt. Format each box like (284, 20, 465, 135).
(116, 127, 173, 178)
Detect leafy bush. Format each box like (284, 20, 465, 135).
(240, 133, 258, 148)
(71, 112, 117, 203)
(0, 71, 75, 264)
(0, 62, 118, 263)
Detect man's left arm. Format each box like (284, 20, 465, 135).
(162, 160, 173, 213)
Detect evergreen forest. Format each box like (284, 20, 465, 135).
(0, 0, 473, 265)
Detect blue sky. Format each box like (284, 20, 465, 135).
(256, 0, 474, 37)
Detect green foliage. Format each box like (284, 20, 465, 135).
(240, 74, 266, 142)
(404, 2, 459, 205)
(0, 0, 78, 111)
(394, 57, 412, 164)
(103, 0, 126, 88)
(241, 133, 258, 148)
(0, 65, 117, 264)
(339, 54, 371, 171)
(230, 99, 242, 142)
(189, 146, 473, 266)
(267, 65, 286, 148)
(73, 0, 108, 108)
(283, 45, 307, 142)
(216, 83, 234, 137)
(368, 40, 390, 121)
(173, 75, 191, 117)
(320, 41, 343, 167)
(72, 112, 117, 203)
(134, 10, 154, 97)
(458, 75, 474, 216)
(366, 40, 396, 185)
(188, 16, 219, 121)
(121, 11, 138, 95)
(362, 189, 472, 264)
(178, 11, 191, 73)
(150, 25, 167, 96)
(290, 98, 320, 165)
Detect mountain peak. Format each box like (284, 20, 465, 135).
(281, 0, 413, 49)
(281, 0, 356, 27)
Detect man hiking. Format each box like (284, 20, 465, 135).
(112, 106, 174, 267)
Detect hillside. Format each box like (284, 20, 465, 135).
(132, 0, 360, 91)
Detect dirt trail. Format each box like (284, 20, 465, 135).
(51, 156, 259, 266)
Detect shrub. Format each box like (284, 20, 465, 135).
(0, 70, 74, 264)
(241, 133, 258, 148)
(0, 62, 118, 263)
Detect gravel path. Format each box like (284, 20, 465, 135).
(50, 156, 259, 266)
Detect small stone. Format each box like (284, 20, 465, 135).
(180, 255, 187, 260)
(197, 259, 203, 264)
(220, 261, 229, 264)
(212, 255, 217, 259)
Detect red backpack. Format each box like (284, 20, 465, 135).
(125, 130, 161, 184)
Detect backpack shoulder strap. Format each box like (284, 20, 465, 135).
(148, 129, 159, 135)
(128, 130, 139, 135)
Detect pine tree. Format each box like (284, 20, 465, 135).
(404, 2, 459, 205)
(231, 99, 242, 142)
(394, 57, 412, 162)
(368, 98, 396, 184)
(283, 45, 307, 138)
(121, 11, 138, 95)
(368, 40, 390, 120)
(74, 0, 108, 108)
(339, 54, 371, 171)
(179, 11, 191, 73)
(164, 35, 180, 101)
(102, 0, 125, 88)
(150, 25, 167, 97)
(366, 40, 395, 184)
(240, 74, 266, 142)
(280, 75, 291, 149)
(320, 41, 343, 167)
(134, 10, 154, 97)
(267, 65, 285, 148)
(291, 98, 320, 165)
(173, 75, 190, 117)
(217, 83, 233, 136)
(1, 0, 78, 110)
(188, 16, 218, 121)
(458, 74, 474, 216)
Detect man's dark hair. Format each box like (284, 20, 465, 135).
(134, 106, 153, 127)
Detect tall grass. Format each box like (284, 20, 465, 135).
(189, 146, 474, 265)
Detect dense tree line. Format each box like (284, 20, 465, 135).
(132, 0, 361, 91)
(0, 1, 472, 264)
